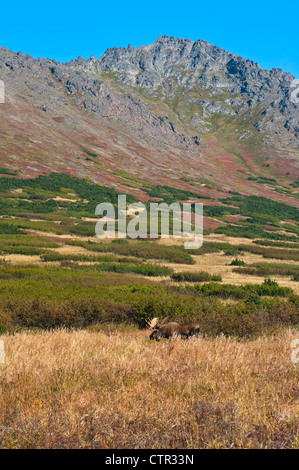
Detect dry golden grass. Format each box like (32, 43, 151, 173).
(2, 254, 42, 265)
(0, 328, 298, 449)
(156, 234, 256, 246)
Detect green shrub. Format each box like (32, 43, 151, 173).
(0, 223, 24, 235)
(0, 167, 17, 176)
(171, 271, 222, 282)
(214, 225, 269, 239)
(83, 149, 98, 158)
(0, 172, 137, 205)
(144, 185, 208, 203)
(253, 239, 299, 249)
(0, 264, 297, 338)
(0, 297, 134, 329)
(0, 246, 45, 256)
(233, 262, 299, 278)
(0, 235, 59, 249)
(69, 222, 96, 237)
(96, 262, 173, 277)
(187, 242, 243, 256)
(239, 245, 299, 261)
(220, 195, 299, 221)
(187, 280, 293, 299)
(132, 293, 298, 337)
(230, 258, 245, 266)
(69, 240, 195, 264)
(204, 206, 239, 217)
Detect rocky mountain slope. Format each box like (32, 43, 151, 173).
(0, 36, 298, 205)
(98, 36, 298, 141)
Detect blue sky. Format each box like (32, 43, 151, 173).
(0, 0, 298, 77)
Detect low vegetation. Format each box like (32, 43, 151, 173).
(233, 262, 299, 278)
(0, 265, 297, 338)
(214, 224, 297, 240)
(220, 195, 299, 222)
(96, 262, 173, 277)
(191, 241, 299, 261)
(67, 240, 195, 264)
(241, 245, 299, 261)
(253, 239, 299, 249)
(171, 271, 222, 282)
(186, 278, 293, 300)
(230, 258, 245, 266)
(41, 252, 141, 264)
(144, 184, 209, 203)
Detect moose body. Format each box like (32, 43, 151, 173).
(148, 317, 200, 341)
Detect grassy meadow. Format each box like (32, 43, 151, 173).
(0, 328, 298, 448)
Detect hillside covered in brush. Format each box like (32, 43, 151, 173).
(0, 36, 298, 207)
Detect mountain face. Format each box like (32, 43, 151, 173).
(99, 36, 298, 140)
(0, 36, 298, 204)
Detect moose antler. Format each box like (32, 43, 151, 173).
(159, 317, 170, 327)
(146, 317, 170, 330)
(146, 317, 160, 330)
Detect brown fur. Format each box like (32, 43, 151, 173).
(149, 322, 200, 341)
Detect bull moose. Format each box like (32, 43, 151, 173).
(147, 317, 200, 341)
